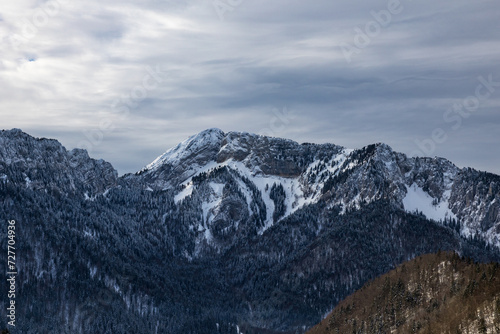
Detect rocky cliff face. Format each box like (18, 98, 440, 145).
(0, 128, 499, 334)
(0, 129, 118, 195)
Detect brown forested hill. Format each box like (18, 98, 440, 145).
(308, 252, 500, 334)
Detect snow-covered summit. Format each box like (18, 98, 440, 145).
(143, 128, 225, 172)
(131, 129, 500, 249)
(135, 128, 346, 188)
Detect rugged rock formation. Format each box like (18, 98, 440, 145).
(0, 128, 499, 333)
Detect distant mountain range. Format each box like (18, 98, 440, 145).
(0, 128, 499, 333)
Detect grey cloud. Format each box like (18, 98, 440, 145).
(0, 0, 499, 174)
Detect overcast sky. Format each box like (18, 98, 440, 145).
(1, 0, 499, 175)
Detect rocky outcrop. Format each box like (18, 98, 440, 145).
(0, 129, 117, 195)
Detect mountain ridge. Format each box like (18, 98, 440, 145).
(0, 128, 499, 333)
(2, 127, 499, 252)
(125, 128, 499, 248)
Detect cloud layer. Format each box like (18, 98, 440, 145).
(1, 0, 499, 174)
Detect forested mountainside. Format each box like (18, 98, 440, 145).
(307, 252, 500, 334)
(0, 128, 499, 333)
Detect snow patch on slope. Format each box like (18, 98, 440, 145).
(220, 149, 354, 233)
(172, 146, 357, 236)
(330, 148, 354, 174)
(202, 182, 225, 225)
(25, 176, 32, 188)
(403, 184, 456, 222)
(279, 178, 306, 217)
(223, 160, 276, 232)
(301, 148, 354, 207)
(174, 183, 194, 204)
(220, 159, 310, 233)
(198, 182, 225, 243)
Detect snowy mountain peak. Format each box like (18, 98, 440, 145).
(129, 129, 500, 248)
(142, 128, 225, 172)
(139, 129, 340, 183)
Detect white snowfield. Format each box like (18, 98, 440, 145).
(170, 146, 358, 235)
(403, 184, 456, 222)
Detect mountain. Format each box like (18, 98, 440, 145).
(132, 128, 500, 248)
(0, 128, 499, 333)
(0, 128, 117, 195)
(307, 251, 500, 334)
